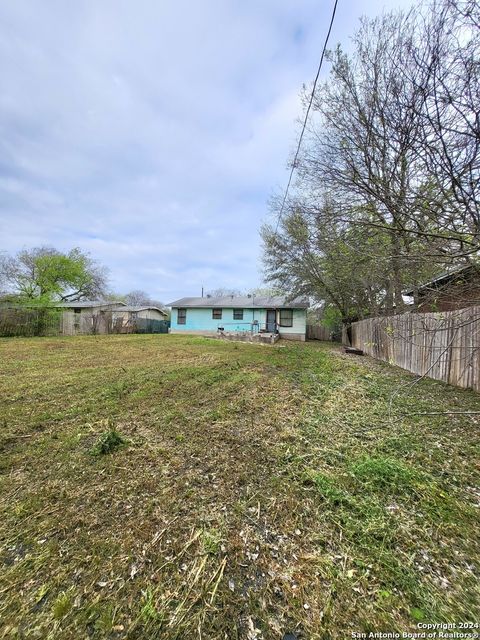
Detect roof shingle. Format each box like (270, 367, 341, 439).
(167, 295, 308, 309)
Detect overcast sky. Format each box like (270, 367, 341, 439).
(0, 0, 412, 302)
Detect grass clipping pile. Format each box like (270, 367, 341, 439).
(0, 334, 479, 639)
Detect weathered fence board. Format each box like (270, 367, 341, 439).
(134, 318, 170, 334)
(0, 309, 170, 337)
(0, 308, 62, 337)
(347, 307, 480, 392)
(306, 324, 331, 341)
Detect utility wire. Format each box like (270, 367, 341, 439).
(274, 0, 339, 234)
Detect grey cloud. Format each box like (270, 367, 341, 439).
(0, 0, 413, 300)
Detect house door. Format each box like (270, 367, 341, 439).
(266, 309, 276, 333)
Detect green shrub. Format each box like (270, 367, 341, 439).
(90, 428, 126, 456)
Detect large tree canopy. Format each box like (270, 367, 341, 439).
(262, 0, 480, 323)
(0, 247, 108, 303)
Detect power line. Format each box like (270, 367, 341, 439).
(274, 0, 339, 234)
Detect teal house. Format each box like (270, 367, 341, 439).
(168, 295, 308, 341)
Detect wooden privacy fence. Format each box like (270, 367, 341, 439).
(0, 309, 170, 337)
(306, 324, 331, 341)
(129, 318, 170, 334)
(0, 308, 62, 337)
(346, 307, 480, 392)
(62, 312, 170, 335)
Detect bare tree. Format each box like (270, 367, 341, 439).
(264, 1, 479, 318)
(250, 286, 282, 297)
(205, 288, 243, 298)
(300, 11, 452, 311)
(124, 289, 165, 309)
(405, 0, 480, 257)
(124, 290, 151, 306)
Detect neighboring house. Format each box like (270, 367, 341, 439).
(53, 301, 168, 334)
(406, 265, 480, 312)
(53, 301, 127, 334)
(109, 306, 168, 333)
(110, 306, 167, 322)
(168, 295, 309, 341)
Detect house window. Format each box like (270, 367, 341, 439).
(279, 309, 293, 327)
(233, 309, 243, 320)
(212, 309, 222, 319)
(73, 308, 81, 328)
(177, 308, 187, 325)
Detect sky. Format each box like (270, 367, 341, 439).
(0, 0, 412, 303)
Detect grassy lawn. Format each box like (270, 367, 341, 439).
(0, 335, 479, 639)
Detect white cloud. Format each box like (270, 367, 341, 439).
(0, 0, 413, 300)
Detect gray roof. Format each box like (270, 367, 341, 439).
(404, 264, 479, 295)
(111, 306, 167, 315)
(167, 295, 309, 309)
(53, 300, 126, 308)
